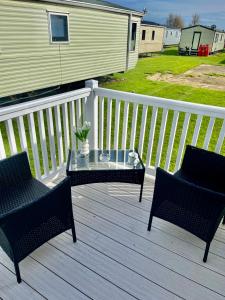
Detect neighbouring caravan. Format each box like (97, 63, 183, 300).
(163, 28, 181, 46)
(139, 21, 165, 54)
(0, 0, 143, 98)
(179, 25, 225, 55)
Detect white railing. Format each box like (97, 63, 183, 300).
(0, 79, 225, 180)
(94, 86, 225, 175)
(0, 87, 91, 181)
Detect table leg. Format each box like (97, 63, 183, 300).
(139, 182, 143, 202)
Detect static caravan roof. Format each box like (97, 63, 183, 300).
(182, 24, 224, 33)
(142, 20, 165, 28)
(40, 0, 144, 15)
(166, 28, 181, 30)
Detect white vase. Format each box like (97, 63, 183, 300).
(80, 139, 89, 156)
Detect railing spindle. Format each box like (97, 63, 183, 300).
(0, 128, 6, 159)
(215, 120, 225, 154)
(62, 103, 70, 156)
(46, 108, 57, 172)
(76, 99, 82, 150)
(138, 105, 148, 157)
(99, 96, 104, 150)
(203, 117, 215, 150)
(106, 98, 112, 150)
(122, 102, 129, 150)
(191, 115, 202, 146)
(5, 119, 17, 155)
(28, 113, 41, 179)
(165, 111, 179, 171)
(82, 97, 87, 122)
(130, 103, 139, 150)
(76, 99, 82, 128)
(114, 99, 121, 150)
(155, 109, 168, 168)
(54, 105, 64, 166)
(69, 101, 76, 151)
(175, 113, 191, 171)
(37, 110, 49, 176)
(17, 116, 28, 154)
(146, 107, 158, 168)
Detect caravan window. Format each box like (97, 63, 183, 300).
(152, 30, 155, 40)
(142, 30, 146, 40)
(130, 23, 137, 51)
(49, 13, 69, 43)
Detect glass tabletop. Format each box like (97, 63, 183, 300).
(68, 150, 144, 171)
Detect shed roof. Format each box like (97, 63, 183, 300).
(182, 24, 224, 33)
(41, 0, 143, 15)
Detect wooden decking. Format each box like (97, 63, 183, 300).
(1, 176, 225, 299)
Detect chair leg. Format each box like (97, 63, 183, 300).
(14, 262, 21, 284)
(203, 242, 211, 263)
(147, 213, 153, 231)
(71, 219, 77, 243)
(139, 183, 144, 203)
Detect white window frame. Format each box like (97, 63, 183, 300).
(48, 11, 70, 44)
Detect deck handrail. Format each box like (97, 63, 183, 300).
(0, 88, 91, 121)
(94, 87, 225, 119)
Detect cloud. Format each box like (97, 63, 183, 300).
(111, 0, 225, 28)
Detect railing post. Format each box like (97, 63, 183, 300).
(85, 80, 98, 149)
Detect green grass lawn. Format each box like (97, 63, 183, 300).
(100, 48, 225, 170)
(101, 48, 225, 107)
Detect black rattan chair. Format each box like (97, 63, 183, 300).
(148, 145, 225, 262)
(0, 152, 76, 283)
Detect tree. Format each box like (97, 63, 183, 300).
(166, 13, 174, 28)
(173, 15, 185, 28)
(166, 14, 184, 29)
(191, 14, 200, 26)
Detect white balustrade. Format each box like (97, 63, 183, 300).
(0, 82, 225, 180)
(0, 88, 91, 180)
(95, 87, 225, 175)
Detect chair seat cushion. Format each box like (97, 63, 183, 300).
(0, 179, 49, 221)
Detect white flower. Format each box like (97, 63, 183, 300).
(82, 121, 91, 130)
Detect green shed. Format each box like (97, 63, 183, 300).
(0, 0, 143, 98)
(179, 25, 225, 55)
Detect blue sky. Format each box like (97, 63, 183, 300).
(111, 0, 225, 29)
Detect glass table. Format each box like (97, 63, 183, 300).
(66, 149, 145, 202)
